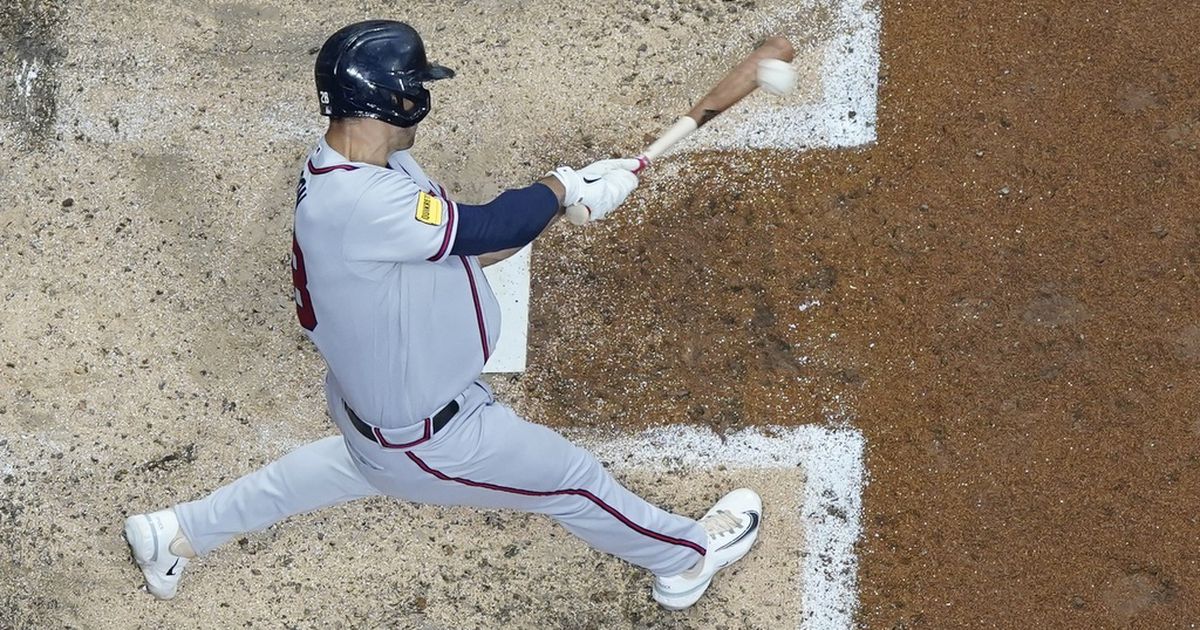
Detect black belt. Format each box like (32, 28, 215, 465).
(345, 399, 460, 449)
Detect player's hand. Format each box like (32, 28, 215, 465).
(578, 159, 639, 222)
(576, 158, 641, 182)
(549, 158, 641, 222)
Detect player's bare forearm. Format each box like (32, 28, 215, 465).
(539, 175, 568, 206)
(479, 247, 520, 267)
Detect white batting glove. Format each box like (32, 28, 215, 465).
(549, 158, 641, 222)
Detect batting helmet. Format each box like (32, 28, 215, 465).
(314, 20, 455, 128)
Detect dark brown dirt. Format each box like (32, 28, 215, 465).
(531, 0, 1200, 627)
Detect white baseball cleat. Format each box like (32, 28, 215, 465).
(124, 509, 190, 599)
(652, 488, 763, 611)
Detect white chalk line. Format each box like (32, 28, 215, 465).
(16, 59, 41, 100)
(572, 424, 865, 630)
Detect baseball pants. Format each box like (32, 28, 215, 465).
(173, 380, 707, 577)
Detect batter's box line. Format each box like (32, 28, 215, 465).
(569, 424, 865, 630)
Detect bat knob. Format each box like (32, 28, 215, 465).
(633, 155, 650, 175)
(565, 204, 590, 226)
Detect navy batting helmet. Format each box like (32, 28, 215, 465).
(314, 20, 455, 128)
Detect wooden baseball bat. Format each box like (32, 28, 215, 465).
(566, 36, 795, 226)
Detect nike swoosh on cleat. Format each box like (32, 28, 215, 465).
(166, 558, 181, 576)
(654, 579, 711, 598)
(716, 511, 760, 551)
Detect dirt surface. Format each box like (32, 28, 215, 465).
(2, 0, 1199, 628)
(0, 1, 820, 628)
(531, 1, 1200, 627)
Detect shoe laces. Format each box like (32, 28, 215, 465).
(701, 509, 744, 540)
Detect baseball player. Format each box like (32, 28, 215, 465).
(124, 20, 761, 612)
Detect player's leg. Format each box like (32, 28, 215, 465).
(173, 435, 380, 553)
(125, 435, 379, 598)
(397, 405, 707, 576)
(437, 403, 763, 610)
(351, 393, 756, 587)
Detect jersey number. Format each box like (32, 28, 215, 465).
(291, 235, 317, 331)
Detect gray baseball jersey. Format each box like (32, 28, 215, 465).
(292, 138, 499, 428)
(171, 137, 707, 584)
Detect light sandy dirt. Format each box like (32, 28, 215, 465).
(12, 467, 803, 629)
(1, 0, 833, 627)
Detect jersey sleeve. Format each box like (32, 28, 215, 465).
(343, 172, 459, 264)
(387, 151, 453, 201)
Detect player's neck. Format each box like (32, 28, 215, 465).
(325, 119, 416, 167)
(324, 128, 391, 167)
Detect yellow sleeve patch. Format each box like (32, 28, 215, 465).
(415, 191, 444, 226)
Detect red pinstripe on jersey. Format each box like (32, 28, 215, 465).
(404, 451, 707, 556)
(459, 256, 490, 363)
(427, 200, 456, 262)
(307, 160, 359, 175)
(372, 420, 432, 449)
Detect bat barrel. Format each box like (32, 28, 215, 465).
(686, 35, 796, 127)
(759, 36, 796, 63)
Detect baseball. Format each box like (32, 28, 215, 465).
(756, 58, 797, 96)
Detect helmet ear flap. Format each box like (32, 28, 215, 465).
(383, 84, 431, 127)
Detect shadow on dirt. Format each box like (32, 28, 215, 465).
(1, 0, 65, 145)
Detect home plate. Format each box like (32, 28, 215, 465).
(482, 246, 532, 373)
